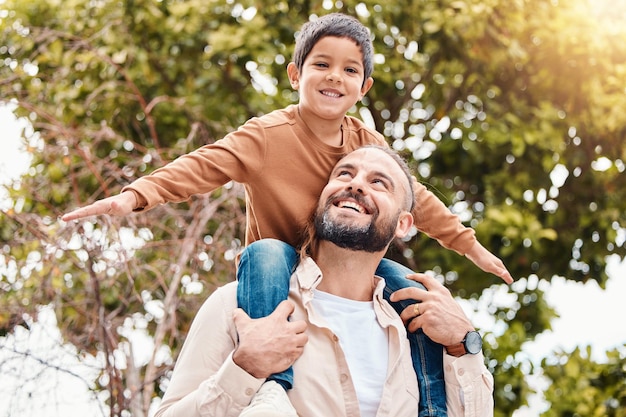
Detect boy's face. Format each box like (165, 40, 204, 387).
(287, 36, 374, 123)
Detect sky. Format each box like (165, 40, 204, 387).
(1, 104, 625, 416)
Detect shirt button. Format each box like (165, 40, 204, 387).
(245, 388, 254, 396)
(340, 374, 349, 382)
(458, 368, 465, 376)
(333, 335, 339, 342)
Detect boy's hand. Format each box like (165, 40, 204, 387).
(465, 241, 514, 284)
(61, 191, 137, 222)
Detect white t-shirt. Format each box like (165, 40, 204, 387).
(312, 289, 389, 417)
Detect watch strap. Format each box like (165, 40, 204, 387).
(445, 341, 467, 357)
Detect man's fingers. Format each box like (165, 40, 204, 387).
(395, 303, 425, 332)
(398, 303, 417, 325)
(406, 316, 424, 333)
(405, 272, 438, 289)
(233, 302, 307, 335)
(390, 287, 421, 303)
(294, 332, 309, 348)
(272, 300, 308, 332)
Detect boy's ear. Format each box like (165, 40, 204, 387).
(359, 76, 374, 98)
(287, 62, 300, 89)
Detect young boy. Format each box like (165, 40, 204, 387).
(63, 13, 512, 417)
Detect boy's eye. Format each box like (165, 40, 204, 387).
(346, 67, 358, 74)
(314, 62, 329, 68)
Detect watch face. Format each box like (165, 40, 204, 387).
(465, 331, 483, 354)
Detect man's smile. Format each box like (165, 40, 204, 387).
(334, 198, 370, 214)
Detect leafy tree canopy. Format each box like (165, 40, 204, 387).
(1, 0, 625, 415)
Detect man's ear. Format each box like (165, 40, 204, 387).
(287, 62, 300, 89)
(395, 211, 414, 239)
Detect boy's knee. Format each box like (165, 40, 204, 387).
(246, 239, 293, 257)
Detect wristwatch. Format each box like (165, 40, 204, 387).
(445, 330, 483, 357)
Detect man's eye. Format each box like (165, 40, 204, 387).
(372, 179, 388, 188)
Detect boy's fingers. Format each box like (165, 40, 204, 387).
(500, 269, 514, 284)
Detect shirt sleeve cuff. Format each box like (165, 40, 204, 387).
(214, 353, 265, 405)
(444, 352, 487, 386)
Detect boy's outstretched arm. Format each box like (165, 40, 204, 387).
(410, 178, 514, 284)
(61, 191, 137, 222)
(465, 240, 514, 284)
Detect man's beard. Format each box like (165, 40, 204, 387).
(314, 197, 399, 253)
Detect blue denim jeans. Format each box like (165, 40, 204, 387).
(237, 239, 299, 390)
(376, 258, 447, 417)
(237, 239, 447, 417)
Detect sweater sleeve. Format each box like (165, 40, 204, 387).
(122, 118, 267, 212)
(371, 129, 476, 255)
(411, 178, 476, 255)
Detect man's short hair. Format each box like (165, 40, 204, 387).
(292, 13, 374, 85)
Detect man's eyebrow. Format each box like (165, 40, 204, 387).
(372, 170, 396, 190)
(332, 162, 355, 174)
(332, 163, 396, 189)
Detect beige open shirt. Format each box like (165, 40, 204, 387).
(155, 258, 494, 417)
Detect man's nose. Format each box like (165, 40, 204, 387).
(347, 175, 366, 194)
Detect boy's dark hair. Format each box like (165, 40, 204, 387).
(292, 13, 374, 85)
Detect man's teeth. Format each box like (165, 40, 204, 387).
(338, 201, 365, 213)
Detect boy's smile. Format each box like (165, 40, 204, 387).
(287, 36, 374, 135)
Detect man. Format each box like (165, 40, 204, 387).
(155, 146, 494, 417)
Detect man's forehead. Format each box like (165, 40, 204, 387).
(337, 148, 398, 172)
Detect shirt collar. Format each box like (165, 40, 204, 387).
(294, 256, 389, 306)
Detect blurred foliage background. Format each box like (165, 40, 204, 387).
(1, 0, 625, 416)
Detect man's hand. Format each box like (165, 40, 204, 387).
(232, 300, 308, 379)
(61, 192, 137, 222)
(390, 273, 474, 346)
(465, 241, 514, 284)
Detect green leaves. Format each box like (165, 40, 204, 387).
(542, 346, 626, 417)
(1, 0, 625, 415)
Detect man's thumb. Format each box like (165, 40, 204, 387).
(232, 308, 250, 328)
(271, 300, 296, 320)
